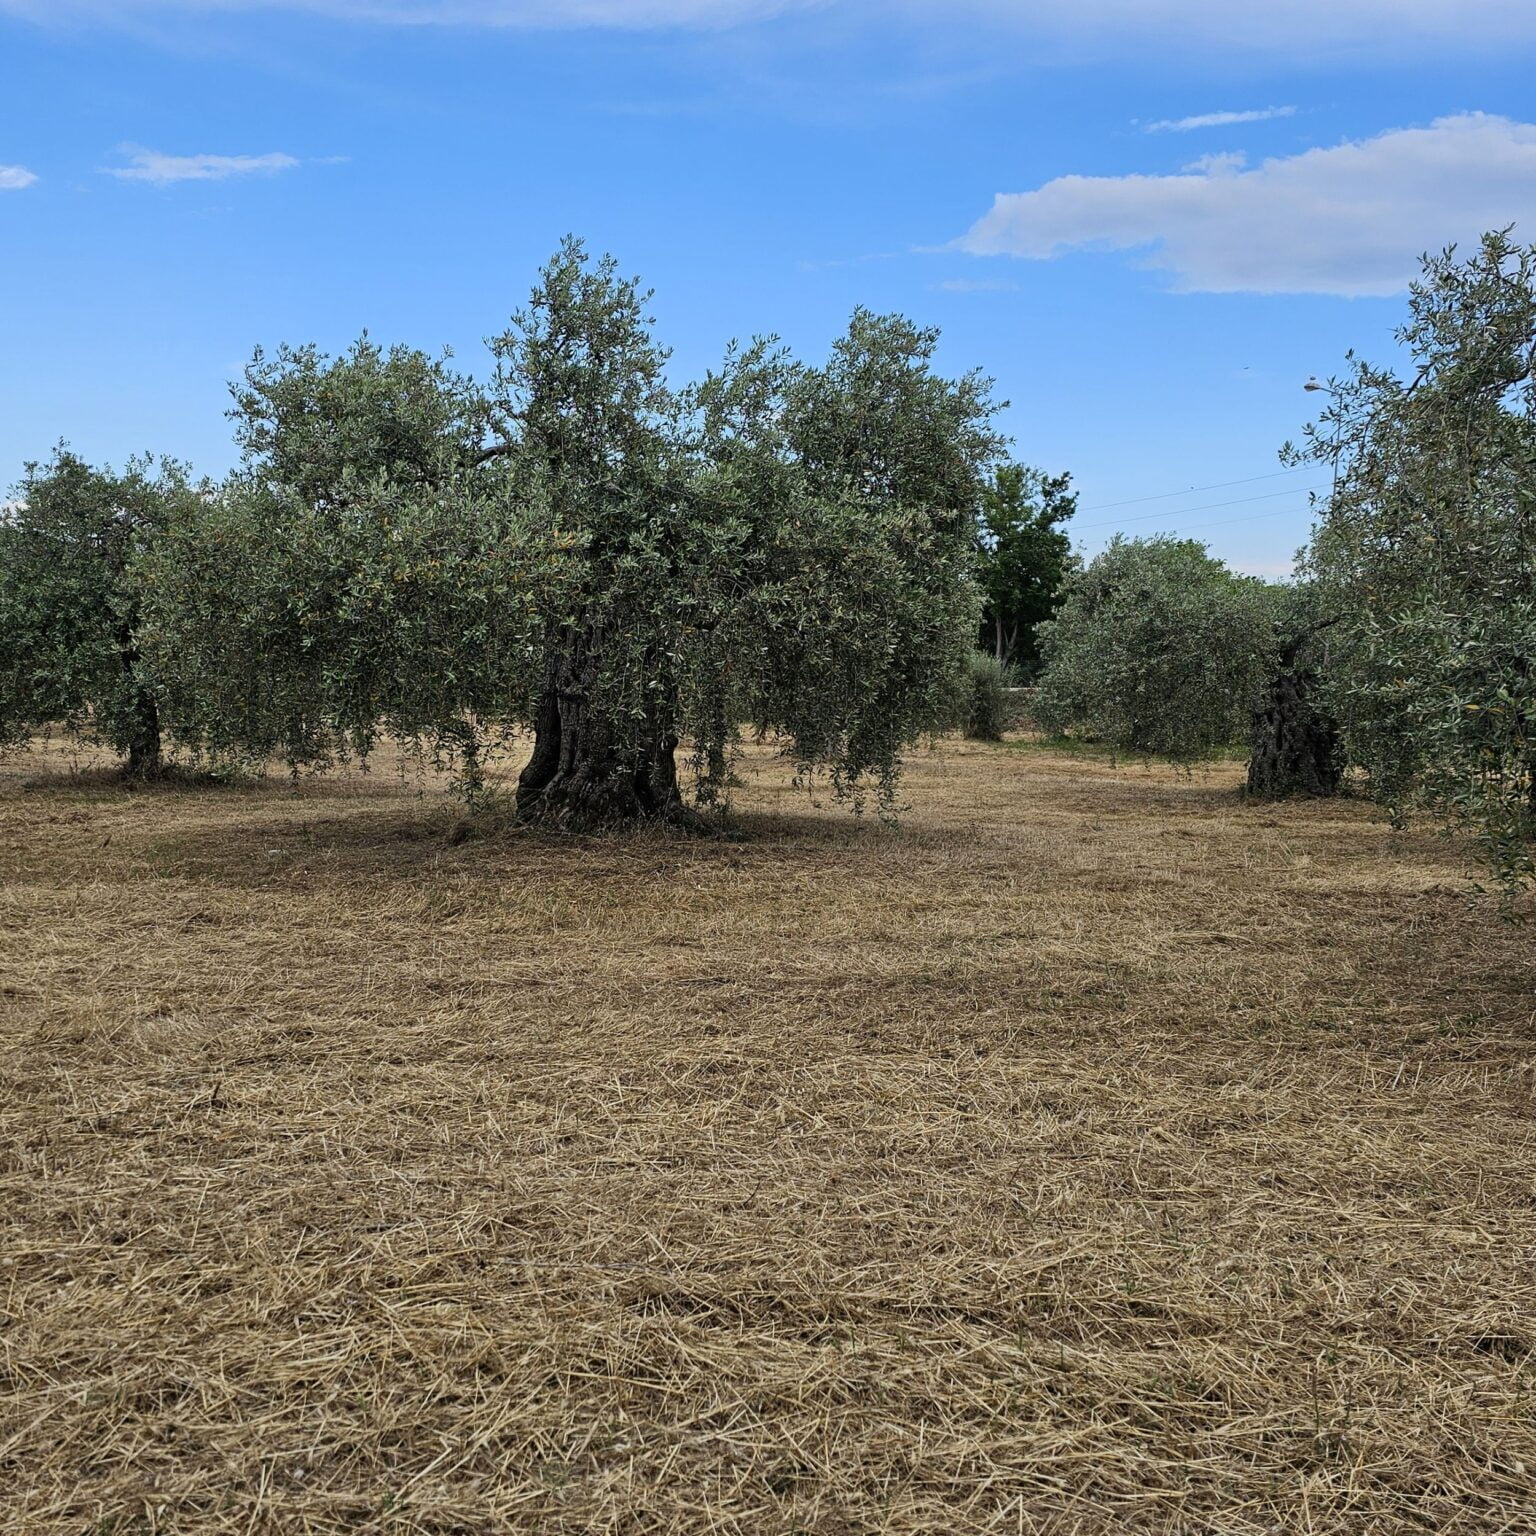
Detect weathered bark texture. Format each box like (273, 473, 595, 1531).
(119, 627, 163, 779)
(517, 651, 683, 829)
(124, 689, 163, 779)
(1247, 644, 1341, 799)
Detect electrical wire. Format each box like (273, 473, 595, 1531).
(1073, 465, 1313, 515)
(1152, 504, 1316, 536)
(1072, 483, 1327, 532)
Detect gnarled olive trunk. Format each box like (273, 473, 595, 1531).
(118, 624, 163, 780)
(517, 649, 683, 829)
(124, 690, 163, 779)
(1247, 652, 1340, 799)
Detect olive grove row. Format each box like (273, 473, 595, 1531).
(1035, 233, 1536, 888)
(1, 235, 1532, 883)
(1, 239, 1013, 829)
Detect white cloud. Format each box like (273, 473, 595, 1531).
(106, 147, 301, 185)
(0, 164, 39, 189)
(6, 0, 1536, 51)
(1147, 106, 1295, 134)
(957, 113, 1536, 297)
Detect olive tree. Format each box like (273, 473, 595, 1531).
(142, 239, 1002, 826)
(139, 337, 533, 793)
(1244, 584, 1342, 800)
(1295, 231, 1536, 884)
(0, 449, 196, 776)
(495, 241, 1001, 825)
(1033, 536, 1280, 760)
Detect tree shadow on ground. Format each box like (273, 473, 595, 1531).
(135, 797, 910, 894)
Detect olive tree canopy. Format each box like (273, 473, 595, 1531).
(1296, 230, 1536, 885)
(142, 239, 1004, 826)
(1032, 536, 1280, 761)
(140, 337, 533, 790)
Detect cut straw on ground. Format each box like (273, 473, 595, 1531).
(2, 735, 1534, 1533)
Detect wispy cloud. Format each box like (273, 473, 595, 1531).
(105, 146, 301, 185)
(956, 113, 1536, 297)
(7, 0, 1536, 55)
(0, 163, 39, 190)
(939, 0, 1536, 55)
(1, 0, 824, 24)
(1180, 151, 1247, 175)
(1146, 106, 1295, 134)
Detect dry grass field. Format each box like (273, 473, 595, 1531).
(2, 734, 1534, 1534)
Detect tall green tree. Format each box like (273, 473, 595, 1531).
(974, 463, 1075, 676)
(0, 449, 195, 776)
(1296, 230, 1536, 884)
(1033, 536, 1280, 760)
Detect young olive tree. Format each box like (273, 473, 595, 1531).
(974, 463, 1076, 676)
(1295, 231, 1536, 884)
(1033, 536, 1280, 760)
(956, 650, 1012, 741)
(0, 449, 196, 776)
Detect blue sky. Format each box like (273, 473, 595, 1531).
(4, 1, 1536, 575)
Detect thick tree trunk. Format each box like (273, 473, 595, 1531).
(123, 688, 162, 779)
(517, 650, 684, 829)
(1247, 664, 1341, 799)
(116, 620, 163, 780)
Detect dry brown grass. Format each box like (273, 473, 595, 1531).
(2, 733, 1534, 1534)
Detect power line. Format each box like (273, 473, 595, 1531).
(1073, 483, 1327, 532)
(1157, 505, 1316, 536)
(1074, 465, 1312, 515)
